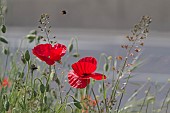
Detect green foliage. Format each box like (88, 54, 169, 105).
(1, 13, 170, 113)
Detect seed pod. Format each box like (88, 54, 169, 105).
(116, 56, 123, 61)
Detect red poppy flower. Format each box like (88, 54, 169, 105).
(32, 43, 66, 65)
(68, 57, 106, 89)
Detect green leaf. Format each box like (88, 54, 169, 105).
(21, 54, 26, 64)
(0, 36, 8, 44)
(1, 25, 6, 33)
(25, 50, 30, 62)
(46, 84, 50, 92)
(29, 30, 37, 35)
(55, 77, 61, 86)
(26, 34, 36, 43)
(71, 96, 82, 109)
(43, 96, 47, 104)
(146, 96, 155, 103)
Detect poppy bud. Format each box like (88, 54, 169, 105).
(104, 63, 109, 72)
(4, 101, 9, 111)
(40, 84, 45, 93)
(1, 24, 6, 33)
(25, 50, 30, 62)
(2, 47, 9, 55)
(68, 43, 73, 53)
(0, 36, 8, 44)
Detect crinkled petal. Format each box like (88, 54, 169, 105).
(49, 49, 62, 61)
(78, 57, 97, 65)
(53, 43, 67, 57)
(43, 57, 55, 65)
(82, 73, 106, 80)
(32, 44, 52, 57)
(32, 43, 66, 65)
(72, 57, 97, 76)
(68, 70, 90, 89)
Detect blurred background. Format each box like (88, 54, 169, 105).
(4, 0, 170, 82)
(6, 0, 170, 31)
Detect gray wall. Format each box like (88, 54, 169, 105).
(6, 0, 170, 31)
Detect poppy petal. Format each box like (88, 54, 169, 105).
(32, 44, 52, 57)
(78, 57, 97, 65)
(43, 57, 55, 65)
(32, 43, 66, 65)
(68, 70, 90, 89)
(53, 43, 67, 56)
(49, 49, 62, 61)
(82, 73, 106, 80)
(72, 57, 97, 75)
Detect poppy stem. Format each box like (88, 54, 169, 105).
(139, 86, 151, 112)
(24, 61, 30, 108)
(2, 50, 9, 79)
(91, 88, 101, 113)
(116, 74, 131, 113)
(46, 65, 51, 91)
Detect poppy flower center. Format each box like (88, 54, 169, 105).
(83, 73, 89, 76)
